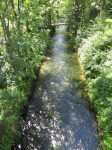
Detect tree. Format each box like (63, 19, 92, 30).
(0, 0, 52, 149)
(60, 0, 88, 38)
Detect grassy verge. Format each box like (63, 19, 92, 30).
(76, 12, 112, 149)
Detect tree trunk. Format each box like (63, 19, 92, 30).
(102, 0, 105, 10)
(0, 16, 9, 54)
(10, 0, 17, 21)
(74, 1, 80, 38)
(17, 0, 20, 31)
(49, 10, 51, 29)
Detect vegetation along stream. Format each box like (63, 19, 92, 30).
(20, 26, 100, 150)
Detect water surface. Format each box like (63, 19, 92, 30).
(20, 26, 99, 150)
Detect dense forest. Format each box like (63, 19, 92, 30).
(0, 0, 112, 149)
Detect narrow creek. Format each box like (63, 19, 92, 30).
(20, 26, 100, 150)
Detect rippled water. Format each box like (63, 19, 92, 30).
(20, 26, 100, 150)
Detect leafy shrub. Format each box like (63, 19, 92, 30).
(0, 24, 50, 149)
(76, 12, 112, 149)
(0, 86, 27, 150)
(87, 75, 112, 149)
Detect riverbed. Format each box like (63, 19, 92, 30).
(20, 26, 100, 150)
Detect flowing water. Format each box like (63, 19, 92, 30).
(20, 26, 100, 150)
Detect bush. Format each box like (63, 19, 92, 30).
(0, 27, 50, 149)
(0, 86, 27, 150)
(76, 12, 112, 149)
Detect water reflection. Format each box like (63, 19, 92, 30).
(20, 26, 99, 150)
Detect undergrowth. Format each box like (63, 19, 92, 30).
(0, 31, 50, 149)
(76, 11, 112, 149)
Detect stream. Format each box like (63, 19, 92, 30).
(20, 26, 100, 150)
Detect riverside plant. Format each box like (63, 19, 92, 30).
(0, 28, 50, 150)
(76, 13, 112, 149)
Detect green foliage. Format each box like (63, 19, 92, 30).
(87, 75, 112, 149)
(76, 11, 112, 149)
(104, 18, 112, 23)
(0, 87, 26, 150)
(0, 0, 53, 149)
(60, 0, 100, 38)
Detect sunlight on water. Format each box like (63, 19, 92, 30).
(20, 26, 100, 150)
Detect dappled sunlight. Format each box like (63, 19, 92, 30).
(20, 26, 99, 149)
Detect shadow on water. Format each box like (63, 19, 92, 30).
(20, 26, 100, 150)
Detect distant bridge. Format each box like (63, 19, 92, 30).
(51, 23, 68, 26)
